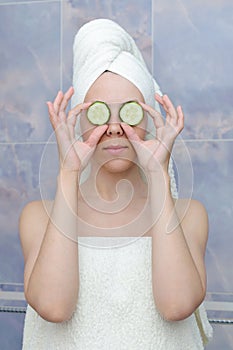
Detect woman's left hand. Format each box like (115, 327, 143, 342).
(121, 94, 184, 173)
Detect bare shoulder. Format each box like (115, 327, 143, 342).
(19, 200, 53, 231)
(175, 198, 209, 253)
(19, 200, 53, 260)
(175, 198, 208, 222)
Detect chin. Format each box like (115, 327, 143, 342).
(102, 158, 135, 173)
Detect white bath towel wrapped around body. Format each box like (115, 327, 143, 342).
(23, 236, 213, 349)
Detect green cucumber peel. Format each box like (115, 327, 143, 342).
(119, 101, 144, 126)
(86, 101, 110, 125)
(86, 100, 144, 126)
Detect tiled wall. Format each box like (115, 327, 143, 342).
(153, 0, 233, 288)
(0, 0, 232, 348)
(153, 2, 233, 348)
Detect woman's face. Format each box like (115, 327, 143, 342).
(80, 72, 147, 173)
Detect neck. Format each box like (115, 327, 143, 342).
(83, 162, 148, 202)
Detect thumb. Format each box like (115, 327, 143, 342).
(121, 123, 146, 157)
(120, 123, 142, 143)
(86, 124, 108, 148)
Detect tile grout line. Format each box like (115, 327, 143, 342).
(178, 138, 233, 143)
(151, 0, 154, 77)
(0, 0, 59, 6)
(0, 139, 233, 146)
(0, 142, 56, 145)
(60, 0, 63, 91)
(150, 0, 233, 148)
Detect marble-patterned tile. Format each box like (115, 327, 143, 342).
(173, 140, 233, 292)
(0, 140, 60, 348)
(205, 324, 233, 350)
(62, 0, 153, 92)
(0, 0, 51, 3)
(153, 0, 233, 139)
(0, 312, 25, 350)
(0, 2, 60, 143)
(0, 142, 58, 283)
(193, 142, 233, 292)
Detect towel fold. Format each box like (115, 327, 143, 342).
(195, 302, 213, 346)
(71, 18, 161, 113)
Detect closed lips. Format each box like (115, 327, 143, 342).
(103, 145, 128, 150)
(102, 144, 129, 155)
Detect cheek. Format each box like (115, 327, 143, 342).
(134, 126, 146, 140)
(80, 116, 96, 141)
(134, 115, 147, 140)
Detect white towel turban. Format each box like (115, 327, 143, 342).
(71, 18, 178, 198)
(71, 18, 161, 109)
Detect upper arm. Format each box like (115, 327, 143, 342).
(19, 200, 51, 291)
(176, 198, 209, 291)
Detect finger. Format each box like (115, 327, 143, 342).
(46, 101, 58, 129)
(162, 95, 178, 124)
(67, 102, 93, 140)
(139, 101, 164, 129)
(121, 123, 150, 157)
(59, 87, 74, 117)
(67, 101, 92, 123)
(177, 105, 184, 131)
(155, 93, 167, 111)
(120, 123, 142, 143)
(67, 118, 77, 141)
(53, 91, 64, 114)
(155, 94, 173, 123)
(85, 125, 108, 148)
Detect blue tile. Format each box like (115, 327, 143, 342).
(0, 312, 25, 350)
(0, 0, 56, 3)
(153, 1, 233, 139)
(0, 142, 59, 283)
(205, 324, 233, 350)
(173, 139, 233, 349)
(0, 2, 61, 142)
(0, 144, 40, 282)
(175, 140, 233, 292)
(0, 144, 57, 282)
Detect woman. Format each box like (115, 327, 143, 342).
(20, 19, 213, 349)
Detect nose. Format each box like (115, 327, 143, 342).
(106, 122, 124, 136)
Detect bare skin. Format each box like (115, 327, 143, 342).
(19, 72, 208, 323)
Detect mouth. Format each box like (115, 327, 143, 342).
(103, 144, 128, 155)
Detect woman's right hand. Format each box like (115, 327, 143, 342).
(47, 87, 108, 173)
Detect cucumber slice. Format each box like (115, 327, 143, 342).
(119, 101, 144, 126)
(87, 101, 110, 125)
